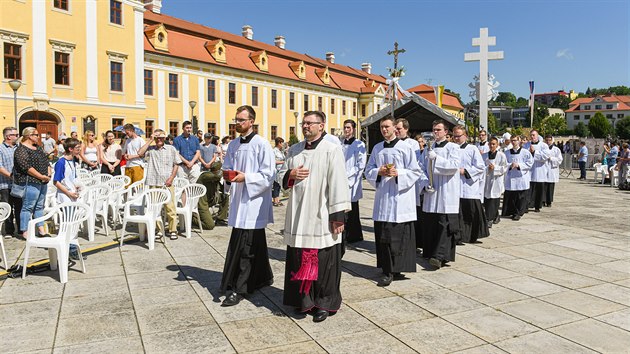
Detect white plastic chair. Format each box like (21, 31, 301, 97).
(22, 202, 90, 283)
(0, 202, 10, 270)
(89, 169, 101, 178)
(79, 185, 111, 241)
(120, 189, 171, 250)
(77, 168, 91, 180)
(173, 177, 189, 192)
(94, 173, 113, 185)
(176, 184, 207, 239)
(610, 165, 620, 187)
(107, 178, 127, 225)
(111, 174, 131, 187)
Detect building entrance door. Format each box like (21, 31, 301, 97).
(19, 111, 59, 141)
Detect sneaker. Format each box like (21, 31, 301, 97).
(169, 232, 178, 240)
(156, 232, 163, 239)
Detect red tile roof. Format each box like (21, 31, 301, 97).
(566, 95, 630, 112)
(407, 84, 464, 110)
(144, 11, 386, 94)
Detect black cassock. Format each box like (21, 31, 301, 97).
(459, 198, 489, 243)
(220, 228, 274, 295)
(422, 213, 459, 262)
(343, 201, 364, 244)
(374, 221, 416, 274)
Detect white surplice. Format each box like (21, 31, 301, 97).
(223, 134, 275, 229)
(476, 141, 490, 154)
(365, 139, 423, 223)
(422, 141, 462, 214)
(342, 138, 367, 202)
(546, 145, 562, 183)
(322, 132, 342, 146)
(400, 137, 427, 206)
(504, 148, 534, 191)
(482, 150, 508, 199)
(523, 140, 550, 182)
(459, 143, 486, 200)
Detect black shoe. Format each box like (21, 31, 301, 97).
(393, 273, 407, 281)
(456, 241, 465, 246)
(313, 309, 328, 323)
(215, 219, 228, 226)
(221, 292, 243, 307)
(488, 223, 493, 229)
(429, 258, 442, 269)
(512, 215, 521, 221)
(493, 217, 501, 224)
(377, 274, 393, 287)
(534, 208, 540, 213)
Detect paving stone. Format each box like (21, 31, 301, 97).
(529, 268, 604, 289)
(496, 298, 586, 328)
(0, 279, 64, 303)
(219, 316, 310, 352)
(579, 283, 630, 306)
(388, 317, 486, 353)
(55, 311, 139, 347)
(494, 330, 597, 354)
(458, 264, 521, 282)
(451, 281, 529, 306)
(142, 324, 234, 353)
(130, 283, 200, 308)
(53, 336, 144, 354)
(293, 306, 377, 341)
(372, 274, 442, 296)
(0, 319, 57, 353)
(452, 344, 507, 354)
(60, 289, 133, 318)
(63, 275, 128, 298)
(318, 329, 414, 353)
(66, 261, 125, 280)
(247, 341, 326, 354)
(550, 318, 630, 353)
(443, 307, 538, 342)
(594, 307, 630, 331)
(126, 269, 189, 291)
(135, 300, 215, 335)
(339, 278, 396, 303)
(349, 296, 434, 327)
(204, 291, 282, 323)
(539, 290, 627, 317)
(404, 289, 485, 316)
(0, 298, 59, 328)
(494, 276, 566, 297)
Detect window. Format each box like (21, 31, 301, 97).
(304, 94, 309, 111)
(253, 124, 259, 134)
(584, 105, 591, 110)
(330, 128, 336, 135)
(228, 83, 236, 104)
(207, 79, 216, 102)
(110, 0, 122, 25)
(584, 115, 590, 120)
(318, 97, 323, 111)
(289, 126, 296, 137)
(361, 104, 366, 117)
(595, 105, 602, 110)
(342, 100, 346, 115)
(3, 43, 21, 80)
(145, 120, 154, 137)
(251, 86, 258, 106)
(207, 122, 216, 135)
(377, 104, 381, 111)
(112, 118, 124, 138)
(54, 0, 68, 10)
(289, 92, 295, 110)
(618, 114, 624, 118)
(331, 99, 335, 114)
(229, 124, 237, 138)
(271, 125, 277, 140)
(574, 115, 580, 120)
(271, 89, 277, 109)
(110, 61, 123, 92)
(606, 114, 613, 118)
(143, 70, 153, 96)
(606, 104, 613, 109)
(352, 102, 357, 116)
(54, 52, 70, 86)
(168, 73, 178, 98)
(169, 121, 178, 137)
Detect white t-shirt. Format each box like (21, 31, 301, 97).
(124, 136, 146, 167)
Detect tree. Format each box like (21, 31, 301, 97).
(574, 122, 589, 137)
(494, 92, 517, 106)
(515, 97, 529, 108)
(551, 95, 570, 110)
(487, 112, 499, 135)
(288, 134, 299, 146)
(616, 116, 630, 140)
(588, 112, 612, 138)
(530, 104, 549, 129)
(539, 113, 568, 136)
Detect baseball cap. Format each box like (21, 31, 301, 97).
(204, 133, 213, 139)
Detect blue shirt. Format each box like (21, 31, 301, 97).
(173, 134, 200, 162)
(0, 142, 16, 189)
(578, 146, 588, 162)
(607, 146, 619, 165)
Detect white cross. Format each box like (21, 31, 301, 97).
(465, 28, 504, 132)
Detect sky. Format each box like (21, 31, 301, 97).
(162, 0, 629, 102)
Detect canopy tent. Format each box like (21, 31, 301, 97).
(360, 93, 463, 152)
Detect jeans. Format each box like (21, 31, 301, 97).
(272, 181, 281, 198)
(20, 183, 47, 232)
(578, 161, 586, 179)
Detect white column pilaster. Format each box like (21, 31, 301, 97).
(134, 7, 145, 106)
(198, 77, 205, 131)
(262, 87, 268, 139)
(86, 0, 98, 101)
(219, 80, 226, 137)
(281, 91, 287, 139)
(182, 74, 189, 121)
(157, 71, 166, 130)
(32, 0, 47, 98)
(241, 84, 247, 105)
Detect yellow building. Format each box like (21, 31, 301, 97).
(1, 0, 389, 142)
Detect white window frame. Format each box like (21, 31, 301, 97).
(107, 50, 127, 94)
(0, 29, 29, 84)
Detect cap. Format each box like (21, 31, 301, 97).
(153, 131, 167, 138)
(502, 132, 511, 140)
(59, 133, 67, 140)
(204, 133, 213, 139)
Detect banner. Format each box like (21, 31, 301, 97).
(528, 81, 535, 107)
(434, 85, 445, 108)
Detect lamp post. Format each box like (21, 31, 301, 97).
(293, 111, 299, 139)
(189, 100, 197, 132)
(8, 79, 22, 129)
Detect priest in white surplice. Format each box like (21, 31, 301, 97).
(366, 117, 424, 287)
(219, 105, 275, 307)
(483, 136, 507, 226)
(341, 119, 366, 245)
(422, 120, 462, 269)
(453, 125, 489, 243)
(476, 130, 490, 154)
(524, 129, 549, 212)
(502, 135, 534, 221)
(281, 111, 350, 323)
(544, 134, 562, 207)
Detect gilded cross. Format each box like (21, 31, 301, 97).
(387, 42, 406, 70)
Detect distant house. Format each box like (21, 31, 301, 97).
(534, 90, 578, 106)
(406, 84, 465, 119)
(565, 95, 630, 129)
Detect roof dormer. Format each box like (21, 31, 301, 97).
(249, 50, 268, 72)
(289, 60, 306, 80)
(363, 79, 377, 88)
(205, 39, 227, 64)
(145, 23, 168, 52)
(315, 66, 330, 85)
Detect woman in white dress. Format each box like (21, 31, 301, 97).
(80, 130, 99, 171)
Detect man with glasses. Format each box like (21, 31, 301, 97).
(0, 127, 22, 237)
(281, 111, 350, 322)
(220, 105, 275, 307)
(174, 121, 201, 183)
(503, 135, 533, 221)
(422, 120, 461, 270)
(523, 129, 549, 212)
(123, 124, 146, 184)
(476, 130, 489, 154)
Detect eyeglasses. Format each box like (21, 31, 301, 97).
(7, 133, 18, 137)
(453, 135, 464, 139)
(30, 134, 40, 137)
(233, 118, 251, 123)
(300, 121, 322, 127)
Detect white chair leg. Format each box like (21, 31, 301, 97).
(88, 214, 95, 241)
(76, 245, 86, 273)
(120, 221, 127, 247)
(57, 246, 69, 284)
(196, 211, 203, 233)
(0, 237, 7, 270)
(147, 221, 155, 251)
(21, 244, 30, 279)
(101, 215, 109, 237)
(185, 212, 192, 239)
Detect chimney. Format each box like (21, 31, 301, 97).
(361, 62, 372, 74)
(274, 35, 285, 49)
(143, 0, 162, 14)
(326, 52, 335, 64)
(242, 25, 253, 40)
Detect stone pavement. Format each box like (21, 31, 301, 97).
(1, 173, 629, 353)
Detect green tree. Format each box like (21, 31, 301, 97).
(574, 122, 589, 137)
(588, 112, 612, 138)
(529, 104, 549, 129)
(515, 97, 529, 107)
(539, 113, 568, 135)
(494, 92, 517, 106)
(615, 116, 630, 140)
(288, 134, 299, 146)
(487, 112, 500, 135)
(551, 95, 570, 110)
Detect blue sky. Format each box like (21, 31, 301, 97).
(163, 0, 629, 102)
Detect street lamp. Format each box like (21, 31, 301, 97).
(8, 79, 22, 129)
(293, 111, 299, 139)
(189, 100, 197, 132)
